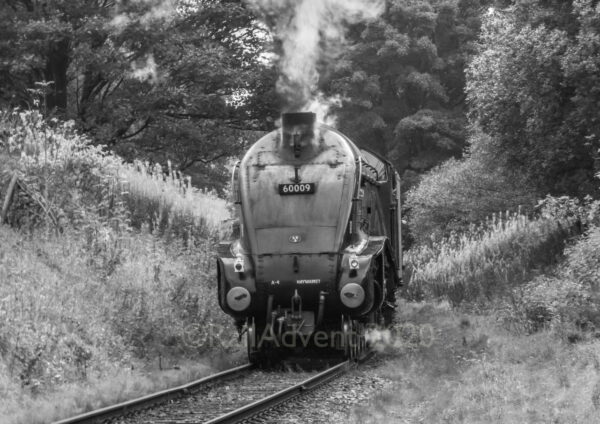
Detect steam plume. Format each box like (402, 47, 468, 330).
(248, 0, 384, 117)
(110, 0, 177, 31)
(130, 54, 158, 83)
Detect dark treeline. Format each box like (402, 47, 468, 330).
(1, 0, 599, 235)
(0, 0, 280, 188)
(408, 0, 600, 241)
(324, 0, 489, 189)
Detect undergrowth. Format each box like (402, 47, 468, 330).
(0, 223, 238, 423)
(405, 209, 577, 305)
(0, 108, 238, 423)
(406, 192, 600, 337)
(353, 301, 600, 423)
(0, 108, 229, 242)
(120, 160, 229, 242)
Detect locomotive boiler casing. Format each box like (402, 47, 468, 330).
(217, 112, 402, 336)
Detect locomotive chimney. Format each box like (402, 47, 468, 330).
(281, 112, 316, 158)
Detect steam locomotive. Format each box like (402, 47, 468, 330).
(216, 112, 402, 363)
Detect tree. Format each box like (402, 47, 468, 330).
(322, 0, 488, 188)
(406, 129, 536, 242)
(0, 0, 278, 190)
(561, 1, 600, 187)
(466, 1, 600, 196)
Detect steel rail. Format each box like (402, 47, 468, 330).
(53, 363, 253, 424)
(204, 360, 351, 424)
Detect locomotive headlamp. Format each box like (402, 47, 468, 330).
(226, 287, 251, 311)
(349, 256, 360, 270)
(234, 255, 245, 273)
(340, 283, 365, 308)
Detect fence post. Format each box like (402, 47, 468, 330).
(1, 173, 18, 224)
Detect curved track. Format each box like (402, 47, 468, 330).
(204, 360, 349, 424)
(52, 364, 253, 424)
(53, 361, 351, 424)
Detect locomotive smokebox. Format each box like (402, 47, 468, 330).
(281, 112, 316, 158)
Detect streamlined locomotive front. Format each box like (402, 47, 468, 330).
(217, 112, 402, 362)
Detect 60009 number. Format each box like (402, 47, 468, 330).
(278, 183, 316, 195)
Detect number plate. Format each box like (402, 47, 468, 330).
(279, 183, 316, 195)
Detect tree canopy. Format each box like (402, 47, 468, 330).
(467, 0, 600, 196)
(3, 0, 600, 205)
(0, 0, 492, 192)
(0, 0, 278, 189)
(407, 0, 600, 242)
(322, 0, 488, 188)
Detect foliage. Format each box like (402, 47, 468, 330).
(405, 210, 577, 304)
(352, 301, 600, 423)
(507, 225, 600, 334)
(512, 195, 600, 334)
(535, 193, 600, 227)
(324, 0, 488, 187)
(0, 108, 228, 243)
(466, 1, 600, 196)
(0, 108, 237, 423)
(120, 160, 229, 243)
(407, 185, 600, 336)
(1, 108, 126, 233)
(0, 0, 277, 191)
(405, 129, 537, 243)
(0, 225, 237, 423)
(564, 225, 600, 287)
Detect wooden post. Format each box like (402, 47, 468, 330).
(1, 173, 18, 224)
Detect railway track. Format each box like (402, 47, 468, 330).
(53, 360, 351, 424)
(53, 364, 253, 424)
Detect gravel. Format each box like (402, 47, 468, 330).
(114, 369, 314, 424)
(257, 357, 394, 424)
(108, 355, 393, 424)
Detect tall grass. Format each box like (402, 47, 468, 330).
(0, 108, 229, 242)
(406, 211, 578, 305)
(119, 160, 229, 242)
(350, 301, 600, 424)
(0, 108, 237, 422)
(0, 225, 238, 424)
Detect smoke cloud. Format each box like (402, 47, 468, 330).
(130, 54, 158, 83)
(109, 0, 177, 31)
(366, 323, 436, 352)
(306, 92, 344, 126)
(248, 0, 384, 118)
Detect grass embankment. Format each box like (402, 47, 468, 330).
(356, 301, 600, 423)
(355, 200, 600, 422)
(406, 211, 577, 305)
(0, 226, 242, 424)
(0, 109, 229, 241)
(0, 109, 241, 423)
(120, 160, 230, 242)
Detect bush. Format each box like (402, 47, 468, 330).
(1, 109, 125, 231)
(405, 210, 578, 305)
(406, 141, 536, 244)
(565, 225, 600, 287)
(0, 108, 238, 422)
(512, 225, 600, 333)
(119, 160, 229, 244)
(0, 225, 235, 397)
(0, 108, 228, 243)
